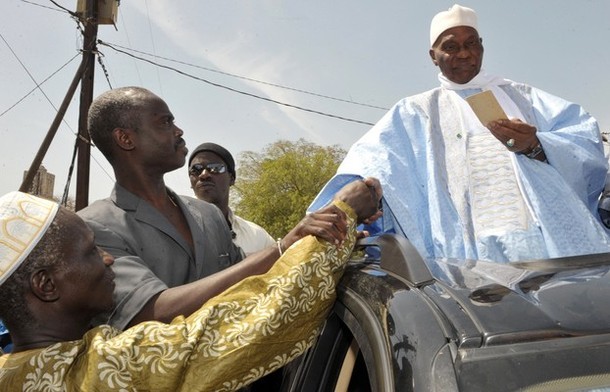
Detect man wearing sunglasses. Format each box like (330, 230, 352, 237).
(188, 142, 275, 257)
(77, 87, 380, 334)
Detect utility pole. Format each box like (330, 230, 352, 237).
(20, 1, 117, 205)
(75, 0, 98, 211)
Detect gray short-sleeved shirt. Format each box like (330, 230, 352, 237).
(78, 184, 242, 330)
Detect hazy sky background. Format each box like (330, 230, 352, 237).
(1, 0, 609, 203)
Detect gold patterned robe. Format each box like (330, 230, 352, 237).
(0, 201, 356, 392)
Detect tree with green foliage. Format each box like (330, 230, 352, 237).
(232, 139, 346, 239)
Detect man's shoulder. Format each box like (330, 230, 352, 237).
(405, 87, 442, 101)
(179, 195, 224, 216)
(178, 194, 206, 206)
(501, 80, 533, 94)
(391, 87, 443, 112)
(77, 197, 119, 221)
(77, 184, 132, 222)
(76, 198, 136, 239)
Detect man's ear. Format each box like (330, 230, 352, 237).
(230, 173, 236, 186)
(113, 128, 136, 151)
(30, 269, 60, 302)
(429, 49, 439, 66)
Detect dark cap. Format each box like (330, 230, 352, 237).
(188, 142, 235, 175)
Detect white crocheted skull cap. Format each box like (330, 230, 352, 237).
(0, 191, 59, 285)
(430, 4, 478, 46)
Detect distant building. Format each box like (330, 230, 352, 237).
(23, 165, 55, 199)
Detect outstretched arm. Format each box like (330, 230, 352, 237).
(128, 178, 382, 327)
(4, 195, 379, 391)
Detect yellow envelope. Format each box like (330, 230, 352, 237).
(465, 90, 508, 126)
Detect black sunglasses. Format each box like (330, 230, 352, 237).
(189, 163, 227, 176)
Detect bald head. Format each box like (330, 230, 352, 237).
(88, 87, 158, 162)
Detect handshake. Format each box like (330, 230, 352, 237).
(281, 177, 383, 250)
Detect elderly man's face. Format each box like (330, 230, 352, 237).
(56, 210, 116, 319)
(429, 26, 483, 84)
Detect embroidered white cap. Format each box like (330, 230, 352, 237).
(0, 191, 59, 285)
(430, 4, 478, 47)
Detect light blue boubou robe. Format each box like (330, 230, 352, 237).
(310, 74, 610, 263)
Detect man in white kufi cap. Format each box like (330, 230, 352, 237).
(0, 191, 58, 286)
(0, 184, 383, 390)
(429, 4, 477, 46)
(0, 191, 60, 354)
(310, 4, 610, 264)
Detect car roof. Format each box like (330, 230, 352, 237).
(354, 234, 610, 347)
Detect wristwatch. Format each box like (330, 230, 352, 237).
(521, 142, 544, 160)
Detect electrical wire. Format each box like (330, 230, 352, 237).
(15, 0, 377, 194)
(102, 41, 390, 111)
(144, 0, 163, 95)
(0, 31, 115, 189)
(0, 32, 71, 121)
(98, 40, 377, 126)
(0, 53, 80, 118)
(97, 51, 113, 89)
(119, 10, 144, 85)
(47, 0, 79, 17)
(20, 0, 71, 14)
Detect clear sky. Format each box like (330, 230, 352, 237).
(1, 0, 609, 202)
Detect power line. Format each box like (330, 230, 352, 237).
(12, 2, 374, 190)
(73, 18, 113, 90)
(119, 11, 144, 85)
(20, 0, 71, 14)
(102, 41, 390, 111)
(0, 31, 115, 187)
(144, 0, 163, 95)
(47, 0, 79, 17)
(0, 32, 70, 121)
(97, 51, 113, 89)
(98, 40, 377, 127)
(0, 53, 80, 118)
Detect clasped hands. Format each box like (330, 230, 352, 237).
(281, 177, 383, 249)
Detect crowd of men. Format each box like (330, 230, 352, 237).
(1, 4, 609, 391)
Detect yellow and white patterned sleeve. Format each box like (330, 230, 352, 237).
(181, 199, 357, 391)
(0, 201, 357, 392)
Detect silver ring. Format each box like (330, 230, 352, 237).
(506, 138, 515, 148)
